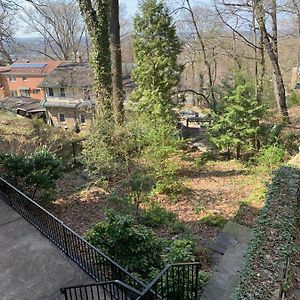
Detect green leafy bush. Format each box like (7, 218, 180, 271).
(165, 239, 196, 263)
(200, 213, 227, 228)
(85, 213, 164, 281)
(140, 203, 177, 227)
(82, 122, 139, 179)
(255, 145, 285, 171)
(169, 221, 188, 234)
(124, 171, 155, 215)
(0, 147, 62, 202)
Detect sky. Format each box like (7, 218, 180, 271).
(123, 0, 139, 16)
(16, 0, 139, 38)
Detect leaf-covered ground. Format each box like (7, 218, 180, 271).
(49, 155, 267, 273)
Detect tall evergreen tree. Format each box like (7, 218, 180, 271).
(132, 0, 181, 123)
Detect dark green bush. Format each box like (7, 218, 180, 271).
(85, 213, 164, 281)
(0, 147, 62, 202)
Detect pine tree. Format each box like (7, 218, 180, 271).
(209, 78, 265, 158)
(132, 0, 181, 123)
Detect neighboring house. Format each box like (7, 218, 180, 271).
(0, 96, 45, 118)
(0, 67, 10, 99)
(0, 61, 62, 101)
(39, 62, 136, 131)
(39, 62, 95, 131)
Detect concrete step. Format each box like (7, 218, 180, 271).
(201, 221, 252, 300)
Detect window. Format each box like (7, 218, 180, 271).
(60, 87, 65, 97)
(58, 113, 65, 122)
(20, 89, 30, 97)
(11, 90, 18, 97)
(48, 88, 54, 97)
(80, 114, 86, 124)
(295, 83, 300, 89)
(83, 88, 91, 100)
(10, 75, 16, 82)
(32, 89, 40, 94)
(22, 77, 27, 81)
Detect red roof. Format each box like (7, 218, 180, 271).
(2, 60, 63, 76)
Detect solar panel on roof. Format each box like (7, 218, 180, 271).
(11, 63, 47, 68)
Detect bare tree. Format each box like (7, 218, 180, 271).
(215, 0, 266, 106)
(215, 0, 289, 123)
(0, 1, 16, 64)
(174, 0, 220, 108)
(21, 0, 85, 61)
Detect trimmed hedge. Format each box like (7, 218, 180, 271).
(232, 166, 300, 300)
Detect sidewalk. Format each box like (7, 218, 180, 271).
(0, 198, 93, 300)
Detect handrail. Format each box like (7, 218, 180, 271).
(0, 176, 146, 292)
(137, 262, 202, 300)
(61, 280, 142, 300)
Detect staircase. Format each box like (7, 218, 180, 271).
(0, 177, 203, 300)
(200, 221, 252, 300)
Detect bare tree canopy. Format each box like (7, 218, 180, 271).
(20, 0, 85, 61)
(0, 1, 17, 64)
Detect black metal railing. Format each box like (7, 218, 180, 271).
(61, 280, 142, 300)
(137, 263, 202, 300)
(60, 263, 202, 300)
(0, 177, 146, 292)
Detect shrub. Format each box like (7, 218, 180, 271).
(165, 239, 196, 263)
(0, 147, 62, 202)
(255, 145, 285, 171)
(200, 213, 227, 228)
(257, 123, 282, 146)
(169, 221, 188, 234)
(82, 122, 139, 179)
(194, 152, 213, 167)
(124, 171, 155, 215)
(85, 213, 164, 281)
(140, 203, 177, 228)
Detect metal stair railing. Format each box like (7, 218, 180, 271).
(137, 263, 202, 300)
(60, 280, 142, 300)
(60, 262, 202, 300)
(0, 177, 146, 292)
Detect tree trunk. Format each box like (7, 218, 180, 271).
(254, 0, 290, 123)
(78, 0, 113, 121)
(110, 0, 124, 124)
